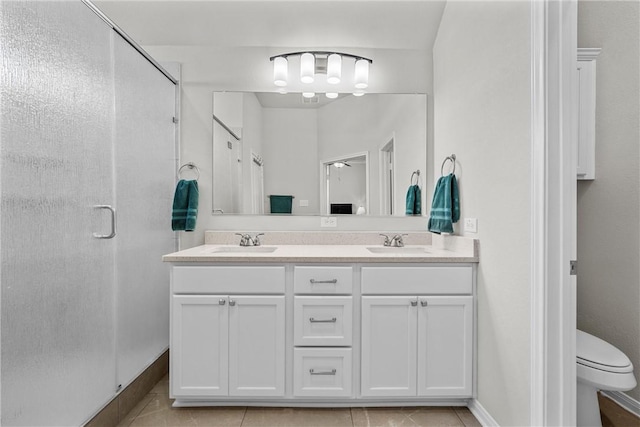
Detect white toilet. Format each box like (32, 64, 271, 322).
(576, 330, 637, 427)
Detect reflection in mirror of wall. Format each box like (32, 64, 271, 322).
(212, 92, 427, 217)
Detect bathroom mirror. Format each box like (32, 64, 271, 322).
(212, 92, 427, 216)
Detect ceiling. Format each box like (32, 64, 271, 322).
(93, 0, 447, 93)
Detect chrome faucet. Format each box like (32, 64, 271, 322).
(380, 233, 408, 247)
(235, 233, 264, 246)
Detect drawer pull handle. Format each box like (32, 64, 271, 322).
(310, 369, 337, 376)
(309, 317, 337, 323)
(229, 300, 236, 306)
(421, 300, 428, 307)
(410, 300, 418, 307)
(309, 279, 338, 284)
(219, 299, 226, 305)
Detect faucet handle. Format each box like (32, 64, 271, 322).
(392, 234, 409, 247)
(379, 234, 391, 246)
(253, 233, 265, 246)
(235, 233, 250, 246)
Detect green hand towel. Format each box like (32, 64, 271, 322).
(428, 174, 459, 234)
(405, 185, 422, 215)
(172, 179, 199, 232)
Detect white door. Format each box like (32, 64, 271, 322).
(361, 296, 417, 397)
(228, 295, 285, 396)
(417, 296, 473, 397)
(171, 295, 229, 397)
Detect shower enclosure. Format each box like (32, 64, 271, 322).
(1, 1, 177, 425)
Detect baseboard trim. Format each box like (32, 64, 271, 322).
(468, 398, 500, 427)
(600, 390, 640, 418)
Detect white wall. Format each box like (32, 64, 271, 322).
(577, 0, 640, 401)
(262, 108, 319, 215)
(433, 2, 532, 426)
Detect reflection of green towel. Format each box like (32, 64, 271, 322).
(428, 174, 459, 234)
(172, 180, 199, 232)
(405, 185, 422, 215)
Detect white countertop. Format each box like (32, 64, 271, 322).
(163, 243, 478, 264)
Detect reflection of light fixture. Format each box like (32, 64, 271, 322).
(326, 92, 338, 99)
(270, 51, 372, 94)
(333, 162, 346, 168)
(302, 92, 316, 98)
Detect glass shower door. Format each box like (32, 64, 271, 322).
(112, 32, 176, 388)
(1, 2, 117, 425)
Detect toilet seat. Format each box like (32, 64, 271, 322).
(576, 330, 633, 374)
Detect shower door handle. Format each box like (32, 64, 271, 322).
(93, 205, 117, 239)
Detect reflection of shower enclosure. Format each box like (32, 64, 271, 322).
(212, 117, 242, 214)
(380, 137, 395, 215)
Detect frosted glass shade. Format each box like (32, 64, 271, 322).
(353, 91, 365, 97)
(354, 59, 369, 89)
(326, 92, 338, 99)
(302, 92, 316, 98)
(300, 53, 315, 84)
(327, 53, 342, 84)
(273, 56, 288, 87)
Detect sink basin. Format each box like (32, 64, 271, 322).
(207, 246, 278, 254)
(366, 246, 430, 254)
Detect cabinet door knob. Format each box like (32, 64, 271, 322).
(421, 300, 428, 307)
(219, 299, 226, 305)
(410, 300, 418, 306)
(229, 300, 236, 306)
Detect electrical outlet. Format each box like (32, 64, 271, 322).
(299, 199, 309, 207)
(464, 218, 478, 233)
(320, 216, 337, 227)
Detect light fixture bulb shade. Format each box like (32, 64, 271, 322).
(353, 91, 365, 97)
(273, 56, 288, 87)
(327, 54, 342, 84)
(300, 53, 315, 84)
(302, 92, 316, 98)
(354, 59, 369, 89)
(325, 92, 338, 99)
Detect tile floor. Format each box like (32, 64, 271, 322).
(116, 375, 482, 427)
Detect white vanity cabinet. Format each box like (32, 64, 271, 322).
(171, 266, 286, 398)
(360, 266, 474, 398)
(168, 260, 476, 406)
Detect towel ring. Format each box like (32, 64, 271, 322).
(177, 162, 200, 181)
(410, 170, 420, 185)
(440, 154, 456, 176)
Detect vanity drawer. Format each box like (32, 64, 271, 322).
(172, 266, 285, 294)
(294, 266, 353, 294)
(294, 296, 353, 346)
(361, 266, 472, 295)
(293, 348, 352, 397)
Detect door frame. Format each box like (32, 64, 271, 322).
(530, 0, 577, 425)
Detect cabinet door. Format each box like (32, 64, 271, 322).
(171, 295, 229, 397)
(417, 296, 473, 397)
(361, 296, 417, 397)
(228, 295, 285, 396)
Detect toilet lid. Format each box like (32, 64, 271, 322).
(577, 330, 634, 373)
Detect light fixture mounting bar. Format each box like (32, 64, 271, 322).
(269, 51, 373, 64)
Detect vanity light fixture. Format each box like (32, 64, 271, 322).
(326, 92, 338, 99)
(302, 92, 316, 98)
(270, 51, 372, 94)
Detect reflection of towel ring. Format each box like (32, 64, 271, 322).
(440, 154, 456, 176)
(177, 162, 200, 181)
(410, 170, 421, 185)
